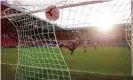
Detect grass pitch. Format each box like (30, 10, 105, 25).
(1, 46, 133, 80)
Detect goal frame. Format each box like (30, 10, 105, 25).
(131, 1, 133, 76)
(2, 0, 111, 19)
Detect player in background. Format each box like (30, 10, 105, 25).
(94, 42, 97, 50)
(82, 33, 88, 53)
(83, 41, 88, 53)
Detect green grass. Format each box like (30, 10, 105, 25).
(63, 46, 131, 75)
(1, 46, 133, 80)
(1, 46, 131, 74)
(1, 48, 18, 64)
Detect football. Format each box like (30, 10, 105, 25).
(45, 5, 60, 21)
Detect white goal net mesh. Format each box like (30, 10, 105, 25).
(3, 0, 132, 80)
(5, 8, 71, 80)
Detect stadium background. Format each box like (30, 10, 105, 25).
(1, 2, 127, 48)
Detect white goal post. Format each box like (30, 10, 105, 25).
(131, 1, 133, 76)
(126, 1, 133, 76)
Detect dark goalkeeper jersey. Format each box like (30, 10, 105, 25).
(68, 41, 79, 51)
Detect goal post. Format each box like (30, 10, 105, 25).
(126, 0, 133, 76)
(131, 1, 133, 76)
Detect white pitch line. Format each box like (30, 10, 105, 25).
(1, 63, 130, 76)
(70, 70, 130, 76)
(1, 63, 16, 70)
(1, 63, 17, 66)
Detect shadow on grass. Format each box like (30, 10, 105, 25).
(1, 64, 16, 80)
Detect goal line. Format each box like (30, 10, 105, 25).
(1, 63, 129, 76)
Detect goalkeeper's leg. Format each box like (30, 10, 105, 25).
(70, 50, 74, 55)
(67, 47, 75, 55)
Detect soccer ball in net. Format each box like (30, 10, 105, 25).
(45, 5, 60, 21)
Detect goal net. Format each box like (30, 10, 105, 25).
(4, 6, 71, 80)
(3, 0, 132, 80)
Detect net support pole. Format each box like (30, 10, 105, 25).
(131, 1, 133, 76)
